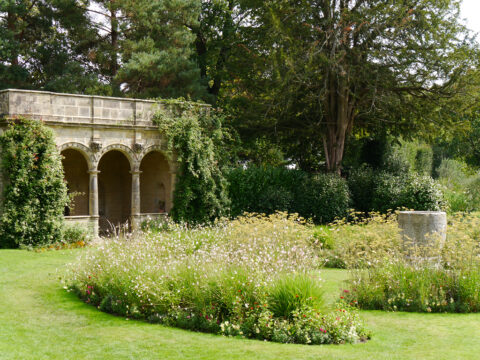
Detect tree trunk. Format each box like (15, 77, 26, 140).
(7, 10, 18, 66)
(110, 5, 120, 94)
(323, 76, 354, 174)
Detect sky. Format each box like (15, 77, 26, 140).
(461, 0, 480, 35)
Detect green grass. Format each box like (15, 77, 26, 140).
(2, 250, 480, 359)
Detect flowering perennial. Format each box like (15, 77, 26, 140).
(65, 213, 369, 344)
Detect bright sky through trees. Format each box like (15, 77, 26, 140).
(461, 0, 480, 34)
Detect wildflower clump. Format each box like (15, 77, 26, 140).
(65, 213, 369, 344)
(340, 213, 480, 313)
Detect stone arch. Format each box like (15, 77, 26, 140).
(140, 145, 174, 171)
(58, 142, 93, 170)
(97, 149, 132, 233)
(139, 148, 173, 213)
(98, 144, 137, 171)
(60, 147, 90, 216)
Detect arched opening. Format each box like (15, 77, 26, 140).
(140, 151, 171, 214)
(61, 149, 89, 216)
(98, 150, 132, 232)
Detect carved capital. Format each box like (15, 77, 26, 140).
(133, 143, 144, 153)
(90, 141, 102, 153)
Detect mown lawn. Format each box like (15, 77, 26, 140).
(1, 249, 480, 360)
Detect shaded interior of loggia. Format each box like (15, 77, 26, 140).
(61, 149, 171, 234)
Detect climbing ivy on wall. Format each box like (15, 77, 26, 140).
(0, 118, 68, 248)
(153, 100, 230, 224)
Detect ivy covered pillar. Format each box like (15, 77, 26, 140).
(88, 169, 100, 237)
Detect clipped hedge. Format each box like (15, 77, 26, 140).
(348, 167, 444, 213)
(227, 166, 350, 224)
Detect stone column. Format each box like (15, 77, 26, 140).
(131, 169, 142, 230)
(169, 171, 176, 213)
(88, 170, 100, 238)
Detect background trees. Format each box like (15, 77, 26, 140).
(228, 0, 479, 172)
(0, 0, 479, 172)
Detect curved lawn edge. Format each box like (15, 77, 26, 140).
(1, 249, 480, 360)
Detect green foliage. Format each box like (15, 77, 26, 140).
(227, 166, 350, 224)
(0, 0, 104, 93)
(347, 165, 376, 213)
(0, 118, 68, 248)
(436, 158, 480, 212)
(267, 273, 324, 319)
(345, 262, 480, 313)
(432, 105, 480, 171)
(62, 224, 91, 245)
(227, 166, 306, 217)
(116, 0, 207, 99)
(414, 146, 434, 176)
(225, 0, 479, 171)
(372, 172, 444, 213)
(153, 101, 230, 224)
(297, 174, 351, 224)
(348, 168, 444, 214)
(66, 213, 369, 344)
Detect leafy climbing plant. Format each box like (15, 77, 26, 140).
(153, 100, 230, 224)
(0, 118, 68, 248)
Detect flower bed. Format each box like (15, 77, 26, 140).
(66, 213, 370, 344)
(332, 213, 480, 313)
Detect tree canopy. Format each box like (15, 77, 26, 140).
(1, 0, 479, 171)
(227, 0, 479, 172)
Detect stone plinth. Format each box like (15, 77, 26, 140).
(398, 211, 447, 248)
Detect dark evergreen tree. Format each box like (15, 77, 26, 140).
(0, 0, 103, 93)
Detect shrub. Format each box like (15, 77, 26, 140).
(227, 166, 307, 217)
(349, 169, 444, 214)
(153, 101, 230, 224)
(0, 118, 68, 248)
(436, 158, 480, 212)
(465, 175, 480, 211)
(227, 166, 349, 224)
(414, 145, 433, 176)
(381, 146, 411, 176)
(296, 174, 350, 224)
(62, 224, 91, 245)
(400, 174, 444, 211)
(65, 213, 369, 344)
(437, 158, 468, 186)
(347, 165, 376, 213)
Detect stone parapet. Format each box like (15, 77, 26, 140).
(0, 89, 209, 129)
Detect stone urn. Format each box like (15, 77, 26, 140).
(398, 211, 447, 249)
